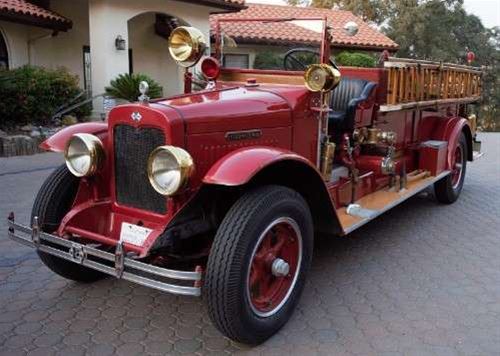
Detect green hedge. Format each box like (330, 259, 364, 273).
(335, 51, 377, 68)
(0, 66, 90, 129)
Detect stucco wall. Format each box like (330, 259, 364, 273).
(0, 21, 29, 69)
(128, 13, 182, 97)
(0, 0, 89, 89)
(89, 0, 219, 102)
(30, 0, 89, 86)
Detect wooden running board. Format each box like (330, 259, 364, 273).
(338, 170, 450, 235)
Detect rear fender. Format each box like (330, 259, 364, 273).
(202, 147, 343, 236)
(431, 117, 473, 168)
(40, 122, 108, 152)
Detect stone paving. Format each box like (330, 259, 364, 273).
(0, 133, 499, 356)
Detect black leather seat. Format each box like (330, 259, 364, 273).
(329, 77, 377, 131)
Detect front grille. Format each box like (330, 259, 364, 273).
(114, 124, 166, 214)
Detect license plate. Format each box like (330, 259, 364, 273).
(119, 223, 152, 246)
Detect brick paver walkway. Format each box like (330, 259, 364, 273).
(0, 133, 499, 356)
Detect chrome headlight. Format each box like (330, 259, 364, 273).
(148, 146, 194, 196)
(64, 134, 105, 177)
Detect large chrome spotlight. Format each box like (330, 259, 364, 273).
(168, 26, 207, 68)
(148, 146, 194, 196)
(64, 133, 105, 177)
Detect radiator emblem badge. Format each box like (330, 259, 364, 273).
(131, 112, 142, 122)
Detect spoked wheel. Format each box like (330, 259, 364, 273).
(247, 217, 302, 318)
(451, 143, 464, 190)
(435, 132, 468, 204)
(205, 186, 313, 345)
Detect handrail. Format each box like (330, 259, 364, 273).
(51, 92, 106, 121)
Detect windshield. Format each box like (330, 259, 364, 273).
(213, 18, 328, 71)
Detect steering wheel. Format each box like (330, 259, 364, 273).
(283, 48, 339, 71)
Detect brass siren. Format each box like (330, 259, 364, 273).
(304, 64, 341, 92)
(168, 26, 207, 67)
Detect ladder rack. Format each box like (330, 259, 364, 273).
(381, 57, 482, 112)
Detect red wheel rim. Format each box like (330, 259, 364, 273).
(451, 144, 464, 189)
(246, 217, 302, 317)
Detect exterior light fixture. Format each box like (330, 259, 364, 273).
(115, 35, 126, 51)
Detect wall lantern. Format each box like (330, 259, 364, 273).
(115, 35, 126, 51)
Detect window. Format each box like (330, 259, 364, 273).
(82, 46, 91, 94)
(223, 54, 249, 69)
(0, 31, 8, 70)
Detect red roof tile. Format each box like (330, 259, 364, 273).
(0, 0, 71, 30)
(211, 3, 398, 50)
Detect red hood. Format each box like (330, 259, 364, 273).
(153, 85, 311, 134)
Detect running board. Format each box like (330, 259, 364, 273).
(338, 170, 450, 235)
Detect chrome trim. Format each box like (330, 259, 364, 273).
(7, 215, 202, 297)
(343, 170, 451, 235)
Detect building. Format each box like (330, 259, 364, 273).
(0, 0, 244, 114)
(211, 4, 398, 69)
(1, 1, 397, 115)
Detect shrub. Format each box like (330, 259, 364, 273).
(335, 51, 377, 68)
(105, 73, 163, 102)
(0, 66, 90, 129)
(254, 51, 283, 70)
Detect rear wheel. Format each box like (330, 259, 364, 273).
(434, 132, 468, 204)
(204, 185, 313, 345)
(32, 164, 105, 283)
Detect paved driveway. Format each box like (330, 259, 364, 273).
(0, 133, 499, 356)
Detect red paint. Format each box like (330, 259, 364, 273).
(40, 122, 108, 152)
(201, 57, 221, 80)
(248, 220, 300, 314)
(467, 51, 475, 65)
(34, 21, 477, 259)
(451, 145, 463, 186)
(419, 142, 448, 176)
(203, 147, 319, 186)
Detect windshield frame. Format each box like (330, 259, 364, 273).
(213, 16, 332, 71)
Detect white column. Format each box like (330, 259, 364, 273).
(89, 0, 129, 117)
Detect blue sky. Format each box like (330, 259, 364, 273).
(248, 0, 500, 29)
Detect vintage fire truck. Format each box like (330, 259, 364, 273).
(8, 17, 483, 344)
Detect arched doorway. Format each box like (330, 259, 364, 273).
(127, 12, 190, 96)
(0, 30, 8, 70)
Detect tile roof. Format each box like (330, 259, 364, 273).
(0, 0, 72, 31)
(211, 3, 398, 50)
(182, 0, 245, 10)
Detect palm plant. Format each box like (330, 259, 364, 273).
(105, 73, 163, 102)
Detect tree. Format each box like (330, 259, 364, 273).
(285, 0, 389, 24)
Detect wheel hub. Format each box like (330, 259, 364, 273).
(271, 258, 290, 277)
(246, 217, 302, 317)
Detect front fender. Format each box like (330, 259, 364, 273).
(40, 122, 108, 152)
(202, 146, 317, 186)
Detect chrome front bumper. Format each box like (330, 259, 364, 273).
(7, 214, 202, 296)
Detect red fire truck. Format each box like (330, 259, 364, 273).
(8, 17, 483, 344)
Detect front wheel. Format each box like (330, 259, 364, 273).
(204, 186, 313, 345)
(32, 165, 106, 283)
(434, 132, 468, 204)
